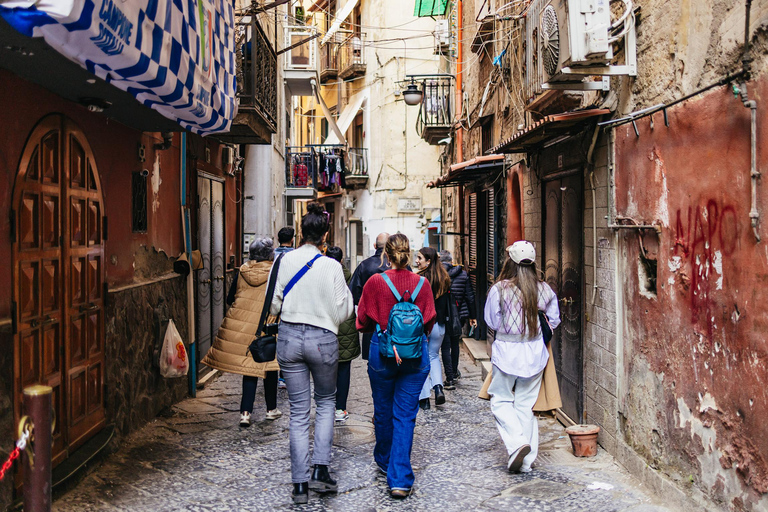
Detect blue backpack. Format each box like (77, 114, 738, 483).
(376, 273, 427, 364)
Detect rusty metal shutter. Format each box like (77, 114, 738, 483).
(469, 192, 477, 291)
(487, 188, 496, 280)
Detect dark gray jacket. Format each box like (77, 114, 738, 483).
(443, 263, 477, 320)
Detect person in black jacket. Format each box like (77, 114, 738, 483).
(439, 250, 477, 389)
(348, 232, 390, 360)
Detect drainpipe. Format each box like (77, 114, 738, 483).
(737, 0, 760, 242)
(180, 133, 197, 396)
(457, 0, 465, 262)
(587, 125, 600, 306)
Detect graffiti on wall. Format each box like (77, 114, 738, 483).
(670, 199, 739, 337)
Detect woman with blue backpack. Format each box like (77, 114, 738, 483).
(484, 241, 561, 474)
(269, 202, 354, 504)
(357, 233, 436, 499)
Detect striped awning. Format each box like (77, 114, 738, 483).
(0, 0, 237, 136)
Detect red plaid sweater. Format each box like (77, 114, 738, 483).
(356, 269, 437, 334)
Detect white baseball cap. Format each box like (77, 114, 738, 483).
(507, 241, 536, 265)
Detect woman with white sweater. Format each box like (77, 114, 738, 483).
(269, 202, 354, 505)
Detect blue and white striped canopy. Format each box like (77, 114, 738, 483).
(1, 0, 237, 136)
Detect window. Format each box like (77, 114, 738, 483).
(132, 171, 148, 232)
(481, 116, 494, 155)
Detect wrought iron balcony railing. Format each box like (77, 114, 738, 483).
(415, 77, 453, 145)
(235, 16, 277, 131)
(347, 147, 369, 176)
(319, 37, 341, 83)
(339, 33, 366, 79)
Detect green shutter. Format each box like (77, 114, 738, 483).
(414, 0, 449, 17)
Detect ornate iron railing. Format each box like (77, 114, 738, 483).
(339, 32, 366, 78)
(235, 16, 277, 130)
(415, 77, 453, 135)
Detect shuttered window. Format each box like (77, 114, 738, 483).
(469, 192, 478, 292)
(487, 188, 496, 280)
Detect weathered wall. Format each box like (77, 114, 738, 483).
(615, 80, 768, 510)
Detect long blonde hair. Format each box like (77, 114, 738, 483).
(495, 255, 540, 338)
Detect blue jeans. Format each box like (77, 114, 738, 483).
(420, 323, 445, 400)
(277, 322, 339, 483)
(368, 333, 429, 491)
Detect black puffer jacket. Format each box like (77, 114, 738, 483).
(443, 263, 477, 320)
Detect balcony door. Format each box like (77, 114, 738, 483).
(12, 114, 106, 467)
(196, 174, 225, 369)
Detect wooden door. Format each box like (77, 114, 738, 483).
(12, 115, 106, 466)
(543, 173, 583, 422)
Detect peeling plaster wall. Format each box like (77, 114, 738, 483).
(615, 79, 768, 509)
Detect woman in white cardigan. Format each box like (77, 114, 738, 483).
(270, 202, 353, 505)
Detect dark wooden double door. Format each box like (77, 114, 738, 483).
(12, 115, 106, 466)
(543, 173, 583, 423)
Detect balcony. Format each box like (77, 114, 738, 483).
(415, 77, 453, 145)
(284, 25, 319, 96)
(285, 145, 348, 197)
(338, 33, 366, 80)
(344, 147, 369, 190)
(319, 36, 341, 83)
(218, 16, 277, 144)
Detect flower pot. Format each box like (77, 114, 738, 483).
(565, 424, 600, 457)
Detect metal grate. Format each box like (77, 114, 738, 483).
(469, 193, 478, 291)
(487, 188, 496, 279)
(131, 171, 147, 233)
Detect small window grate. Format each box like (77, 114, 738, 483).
(132, 171, 148, 233)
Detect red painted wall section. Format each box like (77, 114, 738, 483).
(0, 70, 185, 318)
(615, 77, 768, 500)
(506, 163, 525, 244)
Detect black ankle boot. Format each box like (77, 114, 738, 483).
(292, 482, 308, 504)
(434, 384, 446, 405)
(309, 464, 338, 493)
(419, 398, 430, 410)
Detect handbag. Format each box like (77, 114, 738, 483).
(447, 291, 463, 340)
(248, 253, 324, 363)
(539, 310, 553, 346)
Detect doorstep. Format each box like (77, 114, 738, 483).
(462, 337, 490, 364)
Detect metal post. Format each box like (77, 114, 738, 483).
(23, 385, 52, 512)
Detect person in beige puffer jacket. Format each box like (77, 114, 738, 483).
(201, 237, 281, 427)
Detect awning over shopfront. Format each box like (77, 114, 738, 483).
(0, 0, 237, 136)
(489, 109, 610, 154)
(324, 88, 367, 145)
(427, 154, 504, 188)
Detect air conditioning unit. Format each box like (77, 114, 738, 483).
(434, 19, 451, 53)
(223, 145, 237, 176)
(540, 0, 611, 82)
(342, 194, 357, 210)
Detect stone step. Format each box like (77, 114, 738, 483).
(462, 337, 490, 363)
(481, 360, 492, 380)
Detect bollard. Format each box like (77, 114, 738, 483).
(23, 385, 52, 512)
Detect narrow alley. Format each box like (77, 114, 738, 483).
(54, 353, 673, 512)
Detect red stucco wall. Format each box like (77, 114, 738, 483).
(615, 77, 768, 502)
(0, 70, 184, 317)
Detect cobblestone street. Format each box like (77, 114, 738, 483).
(53, 353, 678, 511)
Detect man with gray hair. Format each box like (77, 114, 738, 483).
(348, 232, 390, 360)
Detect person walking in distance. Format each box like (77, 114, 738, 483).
(270, 203, 354, 504)
(349, 232, 390, 360)
(413, 247, 452, 410)
(439, 250, 478, 389)
(274, 226, 295, 389)
(484, 241, 560, 473)
(357, 234, 436, 498)
(201, 238, 282, 426)
(325, 246, 360, 423)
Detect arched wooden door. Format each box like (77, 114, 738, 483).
(12, 115, 106, 466)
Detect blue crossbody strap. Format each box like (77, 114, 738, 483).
(283, 254, 323, 297)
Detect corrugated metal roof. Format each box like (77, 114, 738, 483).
(427, 154, 505, 188)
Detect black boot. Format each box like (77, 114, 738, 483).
(434, 384, 446, 405)
(309, 464, 338, 493)
(292, 482, 309, 504)
(419, 398, 430, 410)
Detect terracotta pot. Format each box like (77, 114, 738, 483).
(565, 424, 600, 457)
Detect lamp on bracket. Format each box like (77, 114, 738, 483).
(402, 80, 423, 106)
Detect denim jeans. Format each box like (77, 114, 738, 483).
(336, 360, 352, 411)
(368, 333, 429, 491)
(488, 365, 543, 470)
(240, 372, 278, 413)
(419, 323, 445, 400)
(277, 322, 339, 483)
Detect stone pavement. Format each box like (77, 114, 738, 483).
(53, 353, 680, 511)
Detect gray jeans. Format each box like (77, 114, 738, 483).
(277, 322, 339, 483)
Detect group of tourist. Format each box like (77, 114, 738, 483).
(202, 202, 561, 504)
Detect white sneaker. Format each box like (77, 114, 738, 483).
(507, 444, 531, 472)
(265, 409, 283, 420)
(278, 378, 287, 389)
(335, 410, 349, 423)
(239, 412, 251, 427)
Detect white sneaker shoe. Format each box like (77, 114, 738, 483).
(265, 409, 283, 420)
(335, 410, 349, 423)
(278, 378, 287, 389)
(507, 444, 531, 472)
(239, 412, 251, 427)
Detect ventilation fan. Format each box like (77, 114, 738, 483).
(541, 5, 560, 78)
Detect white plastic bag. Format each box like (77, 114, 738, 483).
(160, 319, 189, 378)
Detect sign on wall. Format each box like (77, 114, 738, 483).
(398, 197, 422, 213)
(0, 0, 237, 136)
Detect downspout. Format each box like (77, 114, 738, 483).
(180, 133, 197, 397)
(587, 124, 600, 306)
(737, 0, 760, 242)
(457, 0, 466, 262)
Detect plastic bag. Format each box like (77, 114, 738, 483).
(160, 319, 189, 378)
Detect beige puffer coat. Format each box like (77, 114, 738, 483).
(201, 260, 280, 377)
